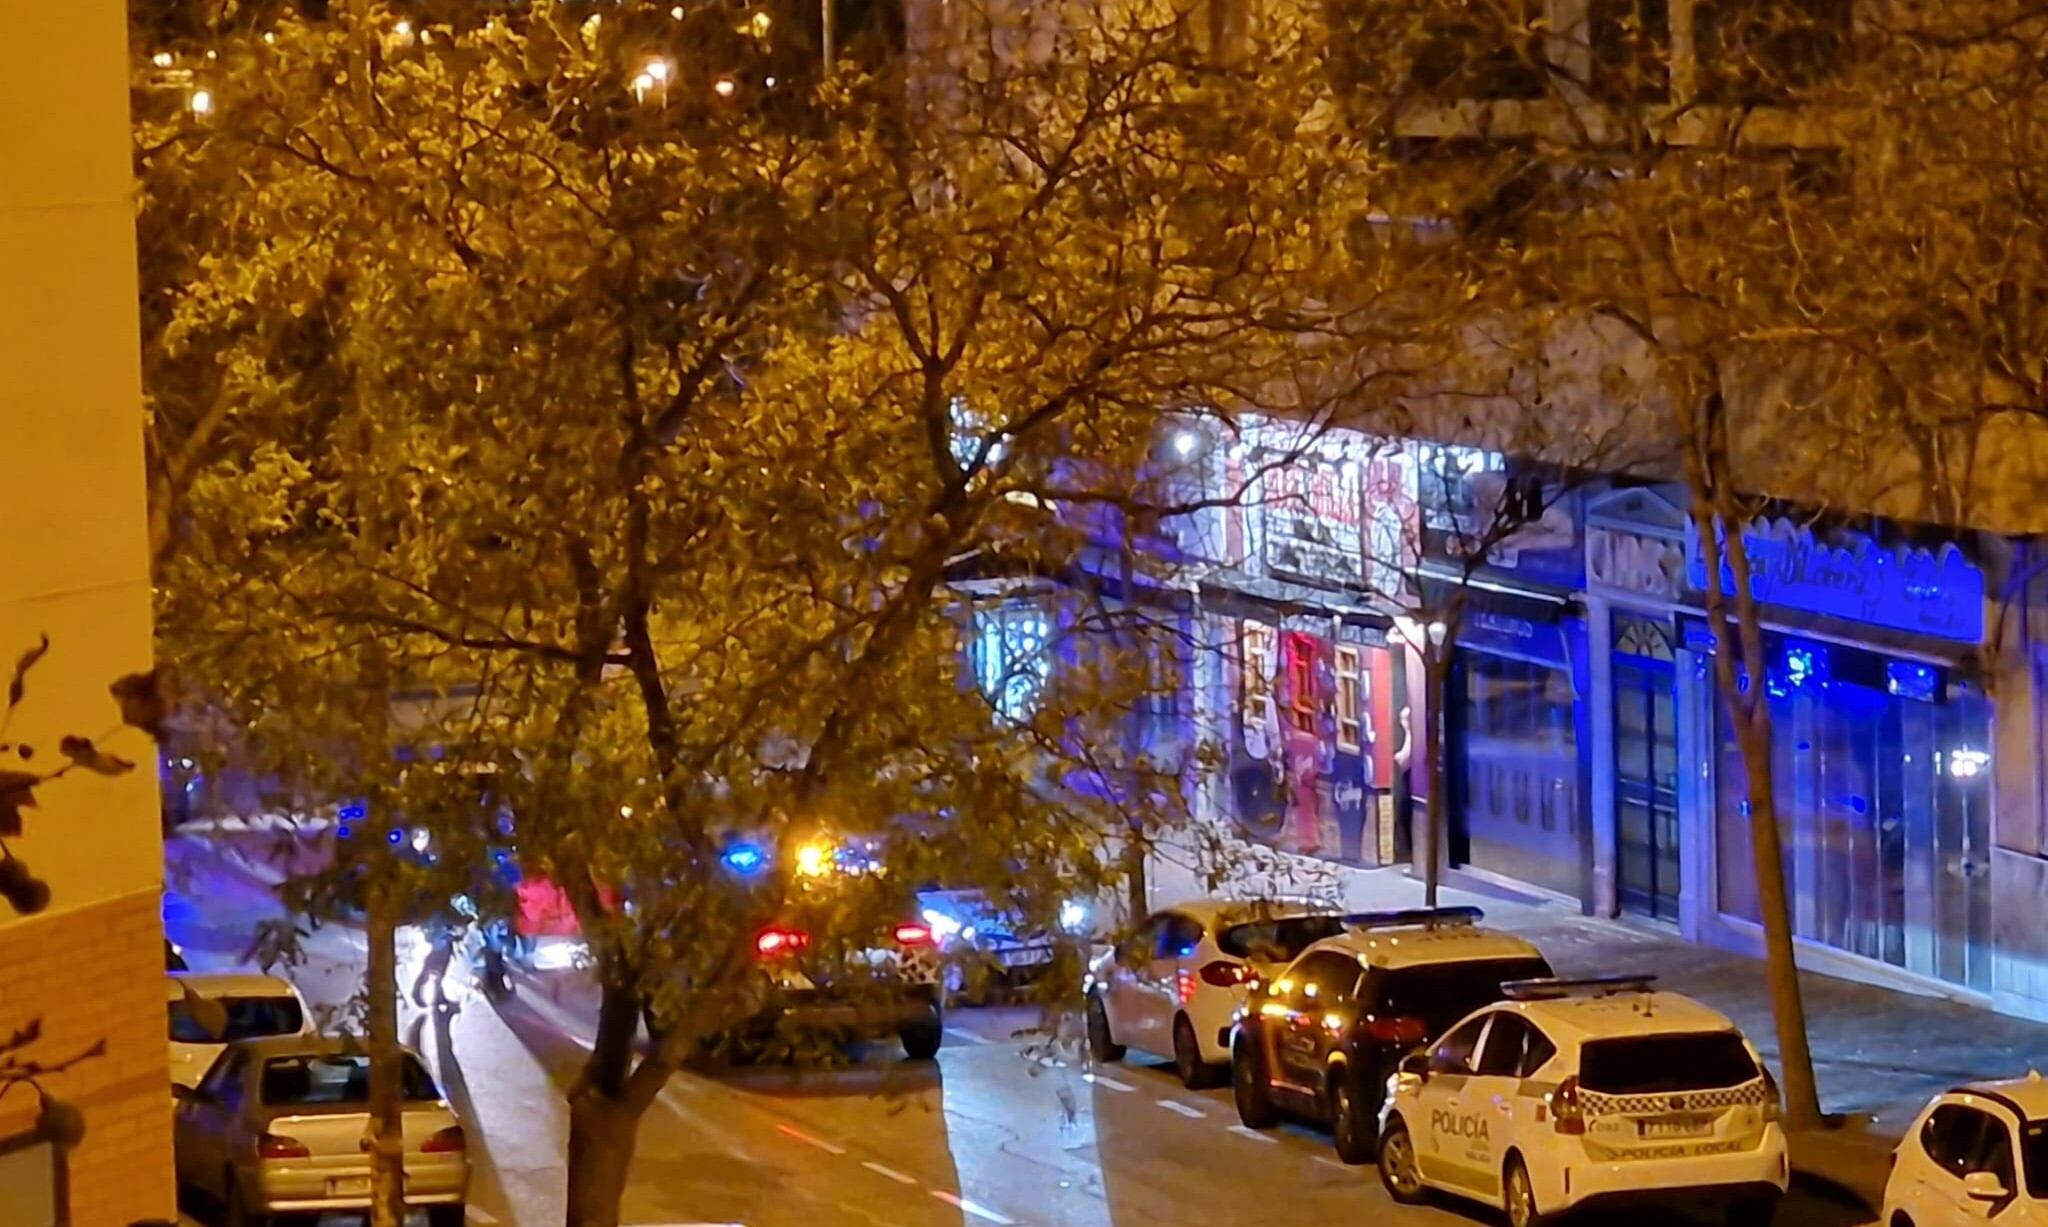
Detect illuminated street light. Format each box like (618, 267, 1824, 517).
(188, 88, 213, 116)
(670, 4, 685, 15)
(713, 77, 737, 98)
(151, 51, 173, 67)
(643, 57, 671, 83)
(630, 71, 656, 101)
(751, 10, 773, 33)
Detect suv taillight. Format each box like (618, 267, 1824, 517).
(1552, 1076, 1586, 1135)
(258, 1132, 310, 1159)
(1198, 960, 1251, 988)
(422, 1126, 466, 1153)
(755, 927, 810, 957)
(1362, 1015, 1428, 1045)
(1761, 1068, 1782, 1123)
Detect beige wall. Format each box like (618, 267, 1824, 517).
(0, 0, 170, 1221)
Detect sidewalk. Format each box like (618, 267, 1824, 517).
(1155, 852, 2048, 1211)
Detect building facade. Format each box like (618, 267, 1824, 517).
(0, 1, 172, 1222)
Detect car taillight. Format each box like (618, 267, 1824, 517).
(893, 923, 934, 947)
(257, 1132, 310, 1159)
(1761, 1068, 1782, 1123)
(1362, 1015, 1428, 1045)
(422, 1126, 466, 1153)
(1552, 1075, 1586, 1135)
(1176, 968, 1195, 1005)
(755, 927, 810, 957)
(1198, 960, 1251, 988)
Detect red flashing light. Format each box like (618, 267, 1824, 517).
(755, 927, 810, 957)
(893, 923, 934, 947)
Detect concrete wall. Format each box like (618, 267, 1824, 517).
(0, 0, 171, 1221)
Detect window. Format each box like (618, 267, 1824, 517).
(1217, 916, 1348, 963)
(1578, 1031, 1759, 1094)
(167, 995, 304, 1044)
(1430, 1014, 1490, 1074)
(1154, 913, 1205, 960)
(260, 1053, 441, 1107)
(1283, 635, 1318, 735)
(1294, 952, 1364, 1006)
(1589, 0, 1670, 102)
(2019, 1119, 2048, 1198)
(1409, 0, 1548, 101)
(1474, 1014, 1529, 1077)
(1370, 957, 1555, 1038)
(1335, 646, 1364, 753)
(195, 1049, 245, 1104)
(971, 602, 1050, 721)
(1693, 0, 1851, 104)
(1924, 1106, 1984, 1177)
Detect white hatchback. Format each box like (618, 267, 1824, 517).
(1885, 1075, 2048, 1226)
(1377, 975, 1787, 1227)
(166, 972, 314, 1094)
(1085, 897, 1346, 1088)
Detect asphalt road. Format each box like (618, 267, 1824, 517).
(164, 845, 1870, 1227)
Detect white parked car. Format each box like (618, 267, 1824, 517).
(166, 972, 313, 1094)
(173, 1035, 468, 1226)
(1885, 1074, 2048, 1226)
(1085, 897, 1347, 1088)
(1377, 975, 1786, 1227)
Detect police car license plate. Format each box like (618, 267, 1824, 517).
(328, 1176, 372, 1196)
(1638, 1114, 1714, 1139)
(1006, 946, 1054, 967)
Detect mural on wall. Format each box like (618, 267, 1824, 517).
(1230, 622, 1407, 864)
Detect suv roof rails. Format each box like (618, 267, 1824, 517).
(1501, 973, 1659, 1001)
(1343, 905, 1485, 931)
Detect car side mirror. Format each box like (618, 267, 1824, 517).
(1399, 1051, 1431, 1079)
(1963, 1171, 2010, 1202)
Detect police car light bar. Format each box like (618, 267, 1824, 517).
(1501, 973, 1659, 1000)
(1343, 905, 1486, 931)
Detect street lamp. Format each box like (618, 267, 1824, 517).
(187, 87, 213, 116)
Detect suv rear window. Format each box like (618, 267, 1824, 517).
(167, 995, 305, 1044)
(260, 1054, 441, 1106)
(1580, 1031, 1759, 1094)
(1218, 916, 1346, 962)
(1370, 957, 1555, 1034)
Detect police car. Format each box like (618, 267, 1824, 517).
(1377, 975, 1786, 1227)
(1228, 907, 1553, 1163)
(1885, 1073, 2048, 1226)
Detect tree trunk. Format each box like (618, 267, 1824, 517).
(1123, 834, 1148, 929)
(565, 1086, 640, 1227)
(365, 888, 406, 1227)
(1421, 651, 1448, 910)
(1735, 717, 1824, 1130)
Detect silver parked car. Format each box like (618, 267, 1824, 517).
(172, 1035, 468, 1227)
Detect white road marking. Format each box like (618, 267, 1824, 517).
(774, 1122, 847, 1155)
(1227, 1125, 1279, 1144)
(1034, 1054, 1067, 1068)
(1082, 1072, 1135, 1092)
(1156, 1099, 1205, 1118)
(862, 1160, 918, 1185)
(930, 1191, 1016, 1225)
(944, 1027, 987, 1044)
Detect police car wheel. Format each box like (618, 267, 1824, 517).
(1376, 1117, 1425, 1204)
(1173, 1017, 1220, 1090)
(1086, 994, 1125, 1063)
(1231, 1038, 1278, 1129)
(1504, 1156, 1546, 1227)
(1331, 1076, 1374, 1165)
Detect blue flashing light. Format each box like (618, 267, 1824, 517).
(386, 828, 404, 846)
(336, 825, 351, 840)
(1887, 660, 1940, 703)
(721, 843, 766, 876)
(339, 803, 367, 821)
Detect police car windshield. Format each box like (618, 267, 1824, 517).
(167, 996, 304, 1044)
(1374, 957, 1553, 1033)
(1579, 1031, 1758, 1094)
(1218, 916, 1346, 962)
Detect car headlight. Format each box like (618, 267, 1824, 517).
(1060, 899, 1091, 935)
(794, 841, 835, 878)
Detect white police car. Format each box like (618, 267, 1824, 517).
(1885, 1073, 2048, 1226)
(1377, 975, 1786, 1227)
